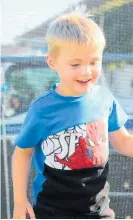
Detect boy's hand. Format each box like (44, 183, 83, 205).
(13, 199, 36, 219)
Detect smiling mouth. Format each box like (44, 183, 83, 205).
(76, 79, 92, 84)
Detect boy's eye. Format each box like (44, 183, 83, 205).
(71, 64, 80, 67)
(90, 61, 100, 66)
(90, 62, 96, 65)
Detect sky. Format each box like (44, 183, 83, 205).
(1, 0, 80, 44)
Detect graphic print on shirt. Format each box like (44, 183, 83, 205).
(42, 118, 109, 170)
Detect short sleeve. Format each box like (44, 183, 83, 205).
(108, 98, 128, 132)
(15, 103, 42, 148)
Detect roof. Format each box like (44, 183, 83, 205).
(15, 0, 106, 43)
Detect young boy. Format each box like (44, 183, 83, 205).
(12, 12, 133, 219)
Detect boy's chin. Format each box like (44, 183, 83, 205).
(75, 83, 93, 95)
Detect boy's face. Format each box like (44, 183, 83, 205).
(46, 43, 103, 96)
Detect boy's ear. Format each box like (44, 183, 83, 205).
(46, 55, 56, 70)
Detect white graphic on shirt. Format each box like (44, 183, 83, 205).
(41, 119, 108, 170)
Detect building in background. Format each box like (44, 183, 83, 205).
(1, 0, 133, 105)
(1, 1, 133, 219)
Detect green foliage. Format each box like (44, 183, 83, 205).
(107, 61, 127, 71)
(91, 0, 133, 15)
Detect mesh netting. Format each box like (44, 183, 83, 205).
(1, 0, 133, 218)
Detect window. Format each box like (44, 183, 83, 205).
(5, 65, 59, 117)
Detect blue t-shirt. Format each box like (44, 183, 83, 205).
(15, 84, 127, 215)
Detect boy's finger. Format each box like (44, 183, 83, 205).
(27, 204, 36, 219)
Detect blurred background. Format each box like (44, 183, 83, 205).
(1, 0, 133, 218)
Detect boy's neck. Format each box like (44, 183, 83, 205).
(55, 83, 92, 97)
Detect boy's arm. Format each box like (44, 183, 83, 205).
(109, 127, 133, 157)
(12, 146, 34, 202)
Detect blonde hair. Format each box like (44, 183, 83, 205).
(46, 12, 106, 58)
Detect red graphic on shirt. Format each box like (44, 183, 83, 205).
(55, 120, 107, 169)
(55, 136, 93, 169)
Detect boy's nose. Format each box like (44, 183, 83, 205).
(80, 66, 92, 76)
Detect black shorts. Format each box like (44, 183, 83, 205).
(33, 204, 115, 219)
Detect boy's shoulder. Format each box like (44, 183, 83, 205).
(92, 85, 115, 108)
(92, 85, 113, 98)
(33, 89, 52, 104)
(29, 88, 53, 113)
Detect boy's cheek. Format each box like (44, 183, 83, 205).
(93, 69, 102, 78)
